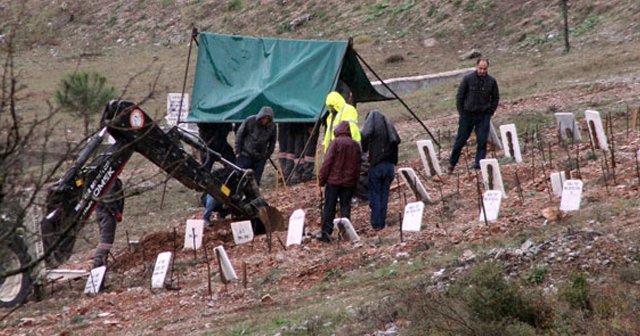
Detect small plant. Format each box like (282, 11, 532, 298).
(559, 272, 592, 312)
(571, 15, 598, 36)
(524, 266, 548, 285)
(226, 0, 242, 12)
(618, 266, 640, 284)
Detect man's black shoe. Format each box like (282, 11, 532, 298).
(316, 233, 331, 243)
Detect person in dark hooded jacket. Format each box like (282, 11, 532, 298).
(361, 110, 400, 231)
(318, 121, 361, 242)
(235, 106, 276, 185)
(93, 178, 125, 267)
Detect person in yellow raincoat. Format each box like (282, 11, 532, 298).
(322, 91, 361, 152)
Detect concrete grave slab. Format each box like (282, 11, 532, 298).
(333, 218, 360, 242)
(560, 180, 583, 212)
(480, 159, 506, 197)
(488, 120, 502, 150)
(499, 124, 523, 163)
(479, 190, 502, 222)
(584, 110, 609, 151)
(183, 219, 204, 250)
(151, 251, 173, 289)
(555, 112, 582, 141)
(550, 171, 566, 197)
(286, 209, 305, 246)
(213, 246, 238, 282)
(402, 201, 425, 232)
(398, 167, 432, 203)
(416, 140, 442, 177)
(84, 266, 106, 294)
(231, 220, 254, 245)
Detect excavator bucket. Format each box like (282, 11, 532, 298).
(256, 205, 286, 233)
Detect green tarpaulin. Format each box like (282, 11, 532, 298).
(188, 33, 390, 123)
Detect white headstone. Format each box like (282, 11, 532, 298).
(560, 180, 583, 212)
(213, 246, 238, 281)
(499, 124, 523, 163)
(584, 110, 609, 151)
(550, 171, 566, 197)
(398, 167, 432, 203)
(230, 220, 254, 245)
(166, 93, 197, 131)
(286, 209, 305, 246)
(151, 251, 173, 289)
(333, 218, 360, 242)
(555, 112, 582, 141)
(402, 201, 424, 232)
(83, 266, 107, 294)
(488, 121, 503, 150)
(480, 159, 506, 197)
(416, 140, 442, 177)
(183, 219, 204, 250)
(479, 190, 502, 222)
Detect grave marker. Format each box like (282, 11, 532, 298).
(183, 219, 204, 250)
(499, 124, 523, 163)
(480, 159, 506, 197)
(151, 251, 173, 289)
(398, 167, 432, 203)
(402, 201, 425, 232)
(560, 180, 583, 212)
(83, 266, 106, 294)
(555, 112, 582, 141)
(286, 209, 305, 246)
(165, 93, 197, 132)
(479, 190, 502, 222)
(550, 171, 566, 197)
(584, 110, 609, 151)
(333, 218, 360, 242)
(488, 121, 503, 150)
(416, 140, 442, 177)
(213, 246, 238, 281)
(230, 220, 254, 245)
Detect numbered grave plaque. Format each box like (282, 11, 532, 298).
(151, 251, 173, 289)
(555, 112, 582, 141)
(480, 159, 506, 197)
(84, 266, 107, 294)
(165, 93, 197, 131)
(183, 219, 204, 250)
(286, 209, 305, 246)
(416, 140, 442, 177)
(499, 124, 522, 163)
(398, 167, 432, 203)
(231, 220, 254, 245)
(479, 190, 503, 222)
(560, 180, 583, 212)
(402, 201, 425, 232)
(584, 110, 609, 151)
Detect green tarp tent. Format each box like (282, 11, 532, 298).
(188, 33, 390, 123)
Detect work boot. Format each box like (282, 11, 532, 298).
(447, 164, 455, 175)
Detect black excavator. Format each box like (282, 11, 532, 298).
(0, 100, 284, 308)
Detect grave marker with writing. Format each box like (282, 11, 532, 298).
(560, 180, 583, 212)
(183, 219, 204, 250)
(416, 140, 442, 177)
(499, 124, 523, 163)
(151, 251, 173, 289)
(83, 266, 106, 294)
(165, 93, 197, 131)
(398, 167, 432, 203)
(286, 209, 305, 246)
(584, 110, 609, 151)
(402, 201, 425, 232)
(479, 190, 502, 222)
(480, 159, 506, 197)
(231, 220, 254, 245)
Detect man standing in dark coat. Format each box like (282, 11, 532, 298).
(235, 106, 276, 185)
(361, 110, 400, 231)
(93, 178, 124, 268)
(448, 58, 500, 172)
(318, 121, 361, 243)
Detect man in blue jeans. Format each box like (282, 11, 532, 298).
(361, 110, 400, 231)
(448, 58, 500, 172)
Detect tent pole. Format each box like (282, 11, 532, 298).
(176, 27, 199, 126)
(353, 50, 440, 148)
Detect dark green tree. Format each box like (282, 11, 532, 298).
(54, 71, 116, 137)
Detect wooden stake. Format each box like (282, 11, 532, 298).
(203, 240, 212, 299)
(514, 169, 525, 204)
(243, 262, 248, 289)
(474, 170, 489, 227)
(191, 227, 197, 261)
(635, 148, 640, 195)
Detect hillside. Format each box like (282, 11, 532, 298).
(2, 0, 640, 335)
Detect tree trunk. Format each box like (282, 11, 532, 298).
(561, 0, 570, 53)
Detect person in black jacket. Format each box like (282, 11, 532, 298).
(448, 58, 500, 172)
(235, 106, 276, 185)
(361, 110, 400, 231)
(93, 178, 124, 268)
